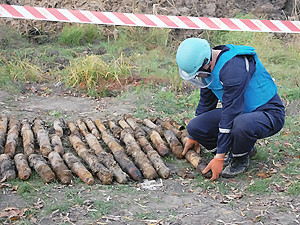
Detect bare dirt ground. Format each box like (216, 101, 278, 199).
(0, 82, 299, 225)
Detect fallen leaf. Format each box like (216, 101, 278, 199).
(40, 87, 48, 91)
(12, 185, 18, 191)
(122, 216, 133, 220)
(0, 183, 12, 189)
(258, 172, 272, 179)
(10, 215, 21, 221)
(34, 203, 44, 209)
(101, 216, 122, 221)
(283, 142, 293, 148)
(0, 177, 6, 183)
(0, 207, 23, 220)
(259, 164, 265, 170)
(272, 160, 282, 168)
(257, 140, 265, 146)
(30, 217, 37, 223)
(224, 194, 243, 200)
(274, 183, 285, 192)
(270, 168, 278, 174)
(280, 173, 291, 179)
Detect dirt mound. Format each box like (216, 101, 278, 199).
(0, 0, 297, 35)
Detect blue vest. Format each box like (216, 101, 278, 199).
(205, 44, 277, 113)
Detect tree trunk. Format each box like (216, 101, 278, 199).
(0, 116, 8, 154)
(21, 118, 35, 158)
(28, 154, 55, 183)
(68, 134, 113, 185)
(14, 153, 31, 180)
(0, 154, 16, 180)
(48, 151, 72, 184)
(63, 152, 94, 185)
(32, 118, 52, 157)
(4, 116, 20, 158)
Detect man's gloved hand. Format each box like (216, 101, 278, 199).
(202, 156, 224, 181)
(182, 138, 200, 156)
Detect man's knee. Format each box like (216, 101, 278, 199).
(187, 119, 198, 137)
(231, 116, 253, 138)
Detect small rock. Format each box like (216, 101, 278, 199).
(83, 199, 94, 206)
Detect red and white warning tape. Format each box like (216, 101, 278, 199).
(1, 4, 300, 33)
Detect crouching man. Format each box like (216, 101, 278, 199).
(176, 38, 285, 180)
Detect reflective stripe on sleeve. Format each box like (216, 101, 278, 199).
(219, 128, 231, 133)
(232, 152, 248, 157)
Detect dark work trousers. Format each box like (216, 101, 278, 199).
(187, 108, 285, 157)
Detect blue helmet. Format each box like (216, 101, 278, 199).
(176, 38, 211, 79)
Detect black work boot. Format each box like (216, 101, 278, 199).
(221, 156, 250, 178)
(223, 147, 257, 169)
(223, 154, 233, 168)
(249, 146, 257, 158)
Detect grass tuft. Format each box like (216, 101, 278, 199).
(88, 199, 115, 219)
(58, 24, 103, 46)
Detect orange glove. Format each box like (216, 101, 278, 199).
(182, 138, 200, 156)
(202, 157, 224, 181)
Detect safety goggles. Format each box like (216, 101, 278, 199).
(179, 68, 213, 88)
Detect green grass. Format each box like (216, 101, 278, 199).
(58, 24, 104, 46)
(193, 174, 234, 194)
(0, 25, 29, 50)
(65, 188, 84, 205)
(88, 199, 116, 219)
(0, 22, 299, 199)
(246, 178, 273, 194)
(282, 159, 300, 176)
(45, 201, 72, 215)
(134, 211, 156, 220)
(287, 181, 300, 196)
(0, 54, 42, 83)
(102, 27, 171, 56)
(9, 173, 45, 202)
(1, 23, 299, 98)
(124, 87, 200, 120)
